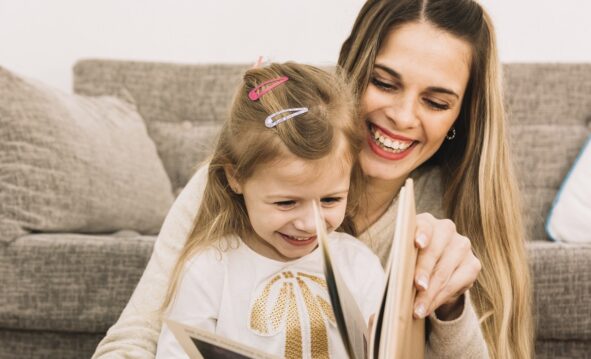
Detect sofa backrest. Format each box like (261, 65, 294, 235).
(73, 60, 591, 241)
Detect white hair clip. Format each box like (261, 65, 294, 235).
(264, 107, 309, 128)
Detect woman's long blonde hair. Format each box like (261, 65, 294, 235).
(161, 62, 364, 312)
(339, 0, 533, 357)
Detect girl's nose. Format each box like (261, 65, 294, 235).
(292, 205, 317, 233)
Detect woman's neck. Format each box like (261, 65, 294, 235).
(355, 176, 406, 233)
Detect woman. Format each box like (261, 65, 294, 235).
(339, 1, 532, 358)
(93, 0, 532, 358)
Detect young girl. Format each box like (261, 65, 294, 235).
(155, 63, 385, 358)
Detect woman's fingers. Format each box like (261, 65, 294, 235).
(412, 214, 481, 319)
(429, 254, 481, 318)
(414, 234, 471, 318)
(413, 215, 455, 292)
(415, 212, 435, 249)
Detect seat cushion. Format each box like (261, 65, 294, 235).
(528, 241, 591, 340)
(0, 233, 154, 332)
(0, 329, 103, 359)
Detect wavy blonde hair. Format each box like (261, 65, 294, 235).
(161, 62, 364, 311)
(339, 0, 533, 357)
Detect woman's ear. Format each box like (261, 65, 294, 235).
(224, 165, 243, 194)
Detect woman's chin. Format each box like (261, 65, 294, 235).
(360, 150, 411, 183)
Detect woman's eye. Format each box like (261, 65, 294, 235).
(424, 98, 450, 111)
(320, 197, 343, 206)
(274, 200, 296, 208)
(370, 77, 398, 92)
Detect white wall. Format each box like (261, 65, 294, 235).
(1, 0, 589, 92)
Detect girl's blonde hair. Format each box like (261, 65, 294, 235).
(161, 62, 364, 312)
(339, 0, 533, 358)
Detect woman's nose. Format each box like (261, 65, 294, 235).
(385, 94, 419, 129)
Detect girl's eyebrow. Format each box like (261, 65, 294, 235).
(373, 63, 460, 99)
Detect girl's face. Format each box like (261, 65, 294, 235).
(231, 153, 351, 262)
(359, 21, 472, 184)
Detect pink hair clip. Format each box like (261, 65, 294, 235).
(248, 76, 289, 101)
(252, 55, 266, 68)
(265, 107, 308, 128)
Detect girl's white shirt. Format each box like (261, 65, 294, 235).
(155, 232, 385, 359)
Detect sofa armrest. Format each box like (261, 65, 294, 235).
(527, 241, 591, 340)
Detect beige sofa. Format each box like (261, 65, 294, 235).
(0, 59, 590, 358)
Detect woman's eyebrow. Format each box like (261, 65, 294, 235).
(427, 86, 459, 99)
(374, 63, 402, 80)
(374, 63, 460, 99)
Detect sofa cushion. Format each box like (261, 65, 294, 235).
(0, 330, 103, 359)
(528, 241, 591, 341)
(0, 234, 588, 341)
(504, 64, 591, 240)
(546, 135, 591, 243)
(0, 66, 175, 243)
(72, 60, 247, 193)
(0, 232, 155, 332)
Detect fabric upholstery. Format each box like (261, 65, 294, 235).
(73, 60, 247, 193)
(504, 64, 591, 241)
(0, 232, 154, 332)
(0, 66, 174, 243)
(534, 339, 591, 359)
(1, 235, 588, 342)
(0, 330, 103, 359)
(546, 135, 591, 243)
(527, 241, 591, 341)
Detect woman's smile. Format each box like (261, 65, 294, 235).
(367, 122, 417, 160)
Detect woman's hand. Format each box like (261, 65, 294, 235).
(412, 213, 481, 321)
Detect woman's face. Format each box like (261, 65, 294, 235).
(360, 21, 472, 183)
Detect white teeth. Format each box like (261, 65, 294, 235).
(371, 127, 413, 153)
(284, 234, 312, 241)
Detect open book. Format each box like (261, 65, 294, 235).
(166, 178, 424, 358)
(315, 178, 425, 359)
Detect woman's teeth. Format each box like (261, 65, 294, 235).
(372, 127, 413, 153)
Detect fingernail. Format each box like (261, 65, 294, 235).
(417, 275, 429, 290)
(416, 233, 427, 248)
(414, 303, 426, 319)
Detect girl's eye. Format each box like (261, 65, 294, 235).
(370, 77, 399, 92)
(424, 98, 450, 111)
(320, 197, 343, 206)
(274, 200, 296, 208)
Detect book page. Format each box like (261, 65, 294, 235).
(313, 202, 368, 359)
(166, 319, 282, 359)
(370, 179, 425, 359)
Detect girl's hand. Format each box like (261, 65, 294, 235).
(412, 213, 481, 320)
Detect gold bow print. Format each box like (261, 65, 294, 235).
(249, 271, 336, 358)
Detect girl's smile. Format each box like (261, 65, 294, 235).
(278, 232, 317, 247)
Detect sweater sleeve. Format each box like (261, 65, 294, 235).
(155, 249, 224, 359)
(92, 165, 209, 359)
(425, 292, 490, 359)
